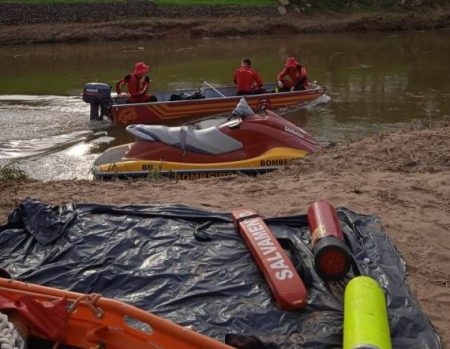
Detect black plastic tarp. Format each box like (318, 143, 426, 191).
(0, 198, 441, 348)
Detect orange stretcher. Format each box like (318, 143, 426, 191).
(0, 277, 234, 349)
(232, 209, 307, 310)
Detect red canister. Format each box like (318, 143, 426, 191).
(307, 200, 351, 280)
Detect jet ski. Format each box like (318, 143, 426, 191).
(93, 98, 321, 180)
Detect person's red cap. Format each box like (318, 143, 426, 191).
(285, 57, 299, 68)
(133, 62, 150, 75)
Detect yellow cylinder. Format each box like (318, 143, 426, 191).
(343, 276, 392, 349)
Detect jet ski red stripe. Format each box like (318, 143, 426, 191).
(232, 209, 307, 310)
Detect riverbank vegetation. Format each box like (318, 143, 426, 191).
(6, 0, 450, 17)
(12, 0, 449, 9)
(12, 0, 274, 4)
(1, 0, 448, 45)
(0, 163, 27, 181)
(156, 0, 273, 5)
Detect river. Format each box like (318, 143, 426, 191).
(0, 30, 449, 180)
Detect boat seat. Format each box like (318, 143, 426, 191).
(126, 124, 243, 155)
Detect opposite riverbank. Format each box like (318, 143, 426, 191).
(0, 4, 449, 45)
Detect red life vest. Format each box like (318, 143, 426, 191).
(116, 74, 151, 102)
(277, 65, 308, 89)
(127, 74, 149, 98)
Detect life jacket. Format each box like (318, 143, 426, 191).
(128, 74, 149, 98)
(277, 65, 308, 88)
(116, 74, 150, 102)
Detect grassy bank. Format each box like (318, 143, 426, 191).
(1, 0, 449, 45)
(9, 0, 450, 16)
(156, 0, 273, 4)
(11, 0, 449, 7)
(12, 0, 274, 4)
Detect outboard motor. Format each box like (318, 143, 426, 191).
(82, 83, 112, 121)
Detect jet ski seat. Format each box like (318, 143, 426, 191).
(126, 124, 243, 155)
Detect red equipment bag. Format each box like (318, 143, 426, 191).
(0, 292, 69, 341)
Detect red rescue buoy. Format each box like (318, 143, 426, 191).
(232, 209, 307, 310)
(307, 200, 351, 280)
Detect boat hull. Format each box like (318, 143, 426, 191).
(110, 85, 325, 126)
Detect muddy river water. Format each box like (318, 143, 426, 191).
(0, 30, 449, 180)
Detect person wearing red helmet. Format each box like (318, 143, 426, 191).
(233, 58, 265, 96)
(116, 62, 157, 103)
(277, 56, 308, 92)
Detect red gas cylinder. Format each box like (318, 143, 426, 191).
(307, 200, 351, 280)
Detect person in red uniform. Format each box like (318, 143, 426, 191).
(233, 58, 264, 96)
(116, 62, 157, 103)
(277, 56, 308, 92)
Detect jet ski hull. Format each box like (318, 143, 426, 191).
(93, 147, 308, 180)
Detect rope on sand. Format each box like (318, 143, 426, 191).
(0, 313, 25, 349)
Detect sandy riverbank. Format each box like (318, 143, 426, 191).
(0, 120, 449, 346)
